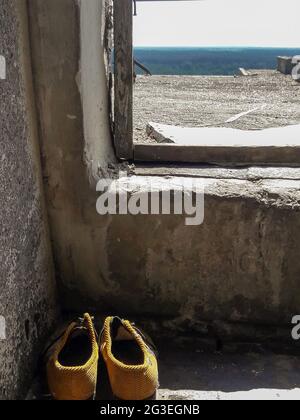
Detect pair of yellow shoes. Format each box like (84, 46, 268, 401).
(46, 314, 159, 401)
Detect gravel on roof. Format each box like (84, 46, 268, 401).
(133, 71, 300, 143)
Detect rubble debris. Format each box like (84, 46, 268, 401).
(225, 104, 267, 123)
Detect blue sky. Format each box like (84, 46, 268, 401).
(134, 0, 300, 47)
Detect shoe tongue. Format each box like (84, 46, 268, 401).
(111, 317, 134, 341)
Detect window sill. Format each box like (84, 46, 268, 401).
(134, 123, 300, 166)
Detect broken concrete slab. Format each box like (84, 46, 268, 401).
(277, 56, 295, 75)
(140, 122, 300, 165)
(237, 68, 259, 77)
(147, 123, 175, 144)
(146, 122, 300, 147)
(238, 67, 249, 76)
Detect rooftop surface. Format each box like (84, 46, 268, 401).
(133, 71, 300, 144)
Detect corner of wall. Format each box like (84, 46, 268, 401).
(79, 0, 116, 183)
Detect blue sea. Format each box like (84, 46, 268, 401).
(133, 47, 300, 76)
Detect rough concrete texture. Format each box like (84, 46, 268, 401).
(133, 72, 300, 144)
(0, 0, 58, 399)
(28, 0, 300, 340)
(157, 341, 300, 400)
(160, 389, 300, 401)
(28, 339, 300, 400)
(89, 174, 300, 336)
(28, 0, 118, 307)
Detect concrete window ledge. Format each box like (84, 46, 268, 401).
(115, 168, 300, 212)
(95, 166, 300, 333)
(135, 123, 300, 165)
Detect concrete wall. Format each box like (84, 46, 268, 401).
(28, 0, 116, 310)
(80, 0, 115, 179)
(101, 174, 300, 342)
(28, 0, 300, 342)
(0, 0, 58, 399)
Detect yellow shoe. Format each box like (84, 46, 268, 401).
(100, 316, 159, 400)
(46, 313, 99, 400)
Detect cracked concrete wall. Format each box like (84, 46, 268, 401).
(0, 0, 58, 399)
(28, 0, 300, 342)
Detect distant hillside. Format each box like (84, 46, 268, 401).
(134, 47, 300, 76)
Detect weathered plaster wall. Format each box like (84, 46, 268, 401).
(80, 0, 115, 179)
(28, 0, 300, 341)
(28, 0, 116, 310)
(0, 0, 58, 399)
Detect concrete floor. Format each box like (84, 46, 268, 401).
(157, 341, 300, 400)
(28, 340, 300, 400)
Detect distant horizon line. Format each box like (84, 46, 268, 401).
(134, 45, 300, 49)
